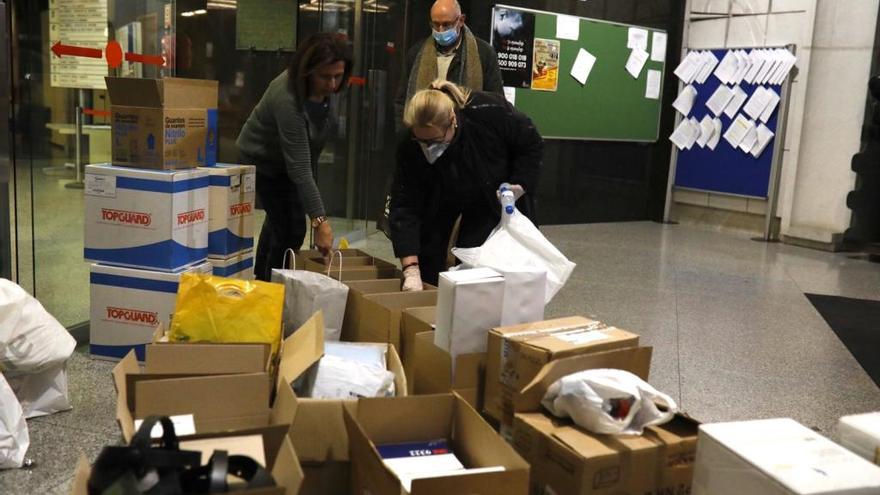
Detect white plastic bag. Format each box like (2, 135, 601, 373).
(306, 355, 395, 399)
(271, 250, 349, 341)
(5, 363, 72, 419)
(0, 279, 76, 373)
(542, 368, 678, 435)
(452, 209, 575, 303)
(0, 373, 29, 469)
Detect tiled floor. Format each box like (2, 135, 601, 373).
(3, 221, 880, 494)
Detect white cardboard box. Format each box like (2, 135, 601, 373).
(497, 267, 546, 326)
(210, 250, 254, 280)
(84, 164, 209, 271)
(89, 261, 212, 361)
(839, 412, 880, 465)
(693, 418, 880, 495)
(200, 163, 256, 258)
(435, 268, 504, 364)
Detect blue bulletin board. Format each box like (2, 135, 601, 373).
(672, 48, 789, 198)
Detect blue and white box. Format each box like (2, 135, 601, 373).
(89, 261, 212, 361)
(211, 249, 254, 280)
(84, 164, 210, 272)
(200, 163, 256, 258)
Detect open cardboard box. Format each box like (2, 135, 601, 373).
(484, 316, 640, 427)
(344, 393, 529, 495)
(510, 346, 700, 495)
(413, 332, 485, 411)
(275, 311, 407, 492)
(146, 324, 273, 375)
(71, 424, 303, 495)
(343, 291, 438, 348)
(305, 255, 401, 281)
(400, 307, 436, 393)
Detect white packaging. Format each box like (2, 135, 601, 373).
(497, 267, 546, 326)
(324, 341, 387, 368)
(693, 418, 880, 495)
(307, 354, 395, 399)
(84, 164, 209, 272)
(0, 373, 28, 469)
(201, 163, 256, 259)
(435, 268, 505, 363)
(89, 261, 212, 361)
(839, 412, 880, 465)
(211, 249, 254, 280)
(5, 363, 71, 419)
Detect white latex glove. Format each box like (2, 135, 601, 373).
(402, 265, 424, 292)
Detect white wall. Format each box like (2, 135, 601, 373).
(678, 0, 878, 245)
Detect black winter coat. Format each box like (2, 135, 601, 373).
(389, 91, 543, 258)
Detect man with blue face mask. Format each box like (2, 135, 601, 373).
(394, 0, 503, 128)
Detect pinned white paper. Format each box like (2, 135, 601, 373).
(714, 51, 739, 84)
(696, 115, 715, 148)
(626, 49, 649, 79)
(707, 118, 723, 150)
(759, 88, 780, 123)
(627, 27, 649, 51)
(696, 51, 719, 84)
(674, 51, 703, 84)
(724, 114, 753, 148)
(645, 69, 662, 99)
(723, 85, 748, 119)
(738, 122, 759, 153)
(503, 87, 516, 106)
(651, 31, 667, 62)
(556, 14, 580, 41)
(670, 119, 699, 151)
(706, 84, 734, 117)
(751, 123, 775, 158)
(686, 117, 701, 149)
(571, 48, 597, 86)
(672, 85, 698, 116)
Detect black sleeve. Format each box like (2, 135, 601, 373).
(481, 43, 505, 95)
(501, 103, 543, 195)
(389, 139, 425, 258)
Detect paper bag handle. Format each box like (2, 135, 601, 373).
(282, 248, 297, 270)
(326, 250, 343, 279)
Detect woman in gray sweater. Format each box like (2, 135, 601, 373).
(237, 33, 351, 280)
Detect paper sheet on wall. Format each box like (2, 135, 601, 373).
(743, 49, 764, 84)
(708, 118, 723, 150)
(556, 14, 580, 40)
(751, 123, 775, 157)
(651, 31, 667, 62)
(645, 69, 662, 99)
(760, 51, 784, 85)
(706, 84, 734, 117)
(672, 85, 698, 116)
(743, 86, 772, 120)
(754, 51, 776, 84)
(771, 50, 797, 85)
(738, 122, 759, 153)
(759, 88, 780, 122)
(696, 115, 715, 148)
(714, 51, 739, 85)
(723, 85, 748, 119)
(674, 51, 702, 84)
(503, 87, 516, 106)
(723, 113, 753, 148)
(733, 50, 751, 85)
(625, 49, 649, 79)
(570, 48, 597, 85)
(687, 117, 701, 149)
(696, 51, 719, 84)
(627, 27, 649, 51)
(670, 118, 699, 150)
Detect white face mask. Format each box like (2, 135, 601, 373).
(419, 142, 450, 164)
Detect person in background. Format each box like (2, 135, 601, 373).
(394, 0, 504, 126)
(390, 80, 543, 290)
(237, 33, 351, 281)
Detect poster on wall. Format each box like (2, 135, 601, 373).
(531, 38, 560, 91)
(49, 0, 109, 89)
(490, 7, 535, 88)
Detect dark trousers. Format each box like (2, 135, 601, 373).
(418, 199, 498, 286)
(254, 173, 307, 281)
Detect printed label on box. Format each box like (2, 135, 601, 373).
(85, 174, 117, 198)
(243, 173, 256, 193)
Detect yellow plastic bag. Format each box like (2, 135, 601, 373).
(169, 273, 285, 355)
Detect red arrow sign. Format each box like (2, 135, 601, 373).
(124, 52, 166, 67)
(51, 41, 102, 59)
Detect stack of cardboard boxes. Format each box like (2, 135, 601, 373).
(85, 77, 254, 362)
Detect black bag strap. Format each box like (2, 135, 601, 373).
(179, 451, 276, 493)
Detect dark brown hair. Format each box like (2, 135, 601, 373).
(287, 33, 352, 104)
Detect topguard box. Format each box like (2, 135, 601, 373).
(106, 76, 218, 169)
(201, 163, 256, 258)
(84, 164, 209, 271)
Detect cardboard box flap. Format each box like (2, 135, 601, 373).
(113, 351, 141, 441)
(404, 306, 437, 326)
(523, 326, 639, 354)
(161, 78, 219, 108)
(409, 470, 523, 495)
(269, 380, 299, 428)
(179, 424, 288, 469)
(387, 344, 408, 396)
(414, 333, 484, 394)
(145, 342, 270, 375)
(366, 291, 438, 310)
(514, 346, 653, 413)
(133, 373, 271, 421)
(493, 316, 597, 338)
(71, 455, 90, 495)
(346, 279, 403, 294)
(551, 423, 657, 458)
(453, 394, 529, 471)
(278, 311, 324, 385)
(106, 77, 163, 107)
(355, 394, 454, 445)
(271, 437, 305, 495)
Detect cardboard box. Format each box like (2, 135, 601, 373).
(71, 425, 303, 495)
(276, 312, 406, 463)
(344, 393, 530, 495)
(294, 248, 370, 267)
(144, 326, 272, 375)
(435, 268, 505, 363)
(400, 307, 436, 393)
(106, 77, 218, 169)
(307, 255, 401, 280)
(484, 316, 640, 426)
(84, 164, 210, 271)
(413, 332, 485, 411)
(693, 418, 880, 495)
(211, 249, 255, 280)
(509, 345, 698, 495)
(202, 163, 256, 258)
(839, 412, 880, 465)
(344, 291, 438, 348)
(89, 261, 212, 361)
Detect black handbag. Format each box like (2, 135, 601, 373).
(88, 416, 276, 494)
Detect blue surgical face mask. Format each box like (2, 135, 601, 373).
(419, 142, 450, 164)
(432, 26, 460, 47)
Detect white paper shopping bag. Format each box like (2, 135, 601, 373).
(271, 250, 349, 341)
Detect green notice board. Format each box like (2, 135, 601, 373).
(492, 5, 667, 141)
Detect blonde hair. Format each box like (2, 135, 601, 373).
(403, 79, 472, 129)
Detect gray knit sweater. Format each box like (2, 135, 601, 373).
(236, 71, 327, 218)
